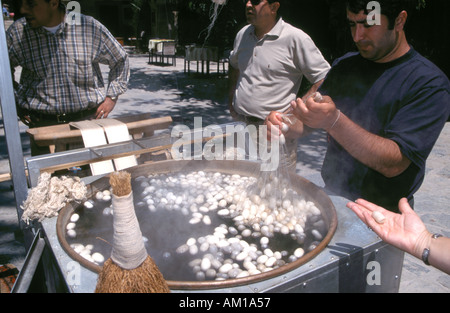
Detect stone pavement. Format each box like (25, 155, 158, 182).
(0, 55, 449, 292)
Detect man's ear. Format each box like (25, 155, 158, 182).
(50, 0, 60, 10)
(395, 10, 408, 31)
(271, 1, 280, 15)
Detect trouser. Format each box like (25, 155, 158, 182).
(18, 107, 98, 156)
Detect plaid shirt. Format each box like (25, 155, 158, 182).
(7, 14, 130, 114)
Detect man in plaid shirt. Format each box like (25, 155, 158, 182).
(7, 0, 130, 136)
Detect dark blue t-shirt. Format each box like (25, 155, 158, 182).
(319, 47, 450, 211)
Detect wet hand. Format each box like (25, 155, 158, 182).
(291, 95, 339, 131)
(264, 111, 284, 141)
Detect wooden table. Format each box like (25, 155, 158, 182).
(148, 39, 176, 64)
(26, 113, 172, 154)
(148, 39, 174, 52)
(184, 45, 222, 75)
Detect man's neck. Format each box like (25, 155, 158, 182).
(253, 19, 277, 40)
(376, 33, 410, 64)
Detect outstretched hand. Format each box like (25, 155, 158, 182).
(347, 198, 429, 258)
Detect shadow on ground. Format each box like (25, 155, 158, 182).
(119, 65, 233, 128)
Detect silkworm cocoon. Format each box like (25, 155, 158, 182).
(237, 271, 250, 278)
(219, 263, 233, 274)
(279, 134, 286, 145)
(202, 215, 212, 225)
(186, 238, 196, 246)
(189, 245, 199, 255)
(311, 229, 323, 241)
(280, 225, 289, 235)
(196, 272, 206, 281)
(67, 229, 76, 238)
(236, 251, 248, 262)
(265, 257, 277, 268)
(313, 92, 323, 102)
(218, 208, 230, 216)
(189, 217, 201, 224)
(241, 229, 251, 237)
(201, 257, 212, 271)
(260, 237, 269, 245)
(372, 211, 386, 224)
(92, 252, 105, 263)
(70, 243, 83, 253)
(294, 248, 304, 258)
(257, 255, 269, 265)
(95, 191, 103, 200)
(70, 213, 80, 223)
(176, 244, 189, 254)
(206, 269, 217, 278)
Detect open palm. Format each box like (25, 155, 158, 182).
(347, 198, 428, 257)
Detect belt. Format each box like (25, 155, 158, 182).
(22, 107, 98, 126)
(235, 113, 264, 125)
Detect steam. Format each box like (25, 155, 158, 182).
(200, 0, 228, 45)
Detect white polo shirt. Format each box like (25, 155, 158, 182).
(230, 18, 330, 120)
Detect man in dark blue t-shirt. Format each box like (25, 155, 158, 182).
(266, 0, 450, 212)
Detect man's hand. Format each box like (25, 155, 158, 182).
(264, 111, 284, 141)
(96, 96, 118, 119)
(347, 198, 429, 259)
(265, 109, 307, 141)
(291, 95, 340, 132)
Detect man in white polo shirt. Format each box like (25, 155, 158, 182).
(228, 0, 330, 170)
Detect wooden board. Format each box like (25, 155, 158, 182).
(26, 114, 172, 152)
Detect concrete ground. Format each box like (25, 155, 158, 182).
(1, 55, 449, 293)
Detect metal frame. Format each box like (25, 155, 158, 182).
(0, 2, 29, 230)
(11, 228, 70, 293)
(41, 192, 405, 293)
(26, 133, 172, 187)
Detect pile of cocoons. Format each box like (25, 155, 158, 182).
(66, 170, 327, 281)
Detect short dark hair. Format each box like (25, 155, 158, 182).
(22, 0, 65, 10)
(42, 0, 65, 11)
(346, 0, 415, 29)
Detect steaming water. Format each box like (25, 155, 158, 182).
(65, 167, 327, 282)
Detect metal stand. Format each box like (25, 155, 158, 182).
(0, 1, 29, 232)
(11, 228, 69, 293)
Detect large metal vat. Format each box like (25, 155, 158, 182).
(56, 160, 338, 290)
